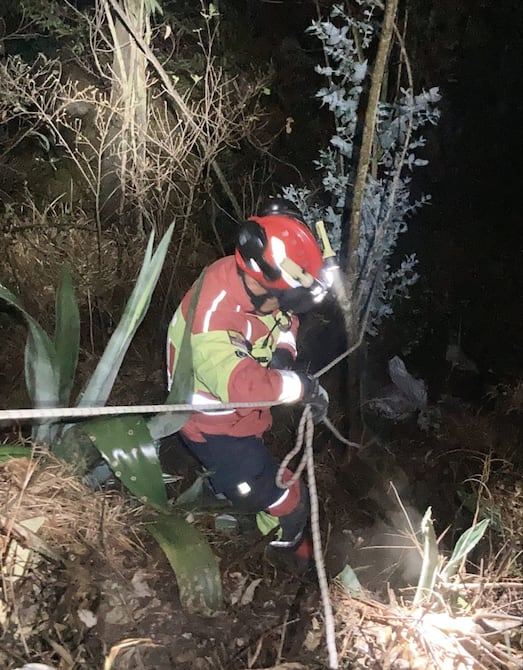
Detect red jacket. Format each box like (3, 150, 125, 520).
(167, 257, 304, 441)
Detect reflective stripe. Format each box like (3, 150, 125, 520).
(269, 237, 301, 288)
(192, 392, 235, 415)
(276, 329, 296, 349)
(277, 370, 303, 403)
(202, 289, 227, 333)
(268, 488, 289, 510)
(237, 482, 251, 495)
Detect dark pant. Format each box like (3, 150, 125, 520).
(180, 433, 285, 510)
(180, 432, 309, 544)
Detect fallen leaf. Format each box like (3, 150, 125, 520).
(240, 578, 262, 606)
(131, 570, 154, 598)
(77, 608, 97, 628)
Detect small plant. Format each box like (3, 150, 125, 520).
(414, 507, 489, 607)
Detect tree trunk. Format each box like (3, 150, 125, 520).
(100, 0, 151, 226)
(343, 0, 399, 443)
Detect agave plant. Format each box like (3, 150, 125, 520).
(0, 227, 222, 615)
(0, 265, 80, 445)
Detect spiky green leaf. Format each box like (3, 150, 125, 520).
(413, 507, 439, 605)
(148, 513, 222, 615)
(84, 415, 167, 511)
(0, 283, 59, 443)
(441, 518, 489, 581)
(77, 224, 174, 408)
(54, 265, 80, 405)
(148, 268, 206, 439)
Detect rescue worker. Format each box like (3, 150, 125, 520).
(166, 199, 330, 569)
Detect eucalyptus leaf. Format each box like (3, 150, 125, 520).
(148, 513, 222, 615)
(54, 265, 80, 405)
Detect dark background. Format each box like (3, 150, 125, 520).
(232, 0, 523, 373)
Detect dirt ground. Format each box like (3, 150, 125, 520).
(1, 378, 523, 669)
(1, 314, 523, 670)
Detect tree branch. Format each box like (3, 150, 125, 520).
(106, 0, 243, 220)
(346, 0, 399, 340)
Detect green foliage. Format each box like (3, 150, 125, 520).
(0, 223, 222, 615)
(147, 267, 206, 440)
(0, 225, 173, 447)
(413, 507, 439, 605)
(148, 513, 222, 615)
(17, 0, 91, 55)
(76, 225, 174, 409)
(86, 415, 168, 512)
(414, 507, 489, 607)
(54, 266, 81, 406)
(0, 445, 33, 461)
(0, 266, 79, 444)
(78, 412, 223, 614)
(440, 518, 490, 582)
(336, 564, 363, 597)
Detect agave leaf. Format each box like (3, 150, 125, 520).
(84, 415, 167, 511)
(72, 415, 223, 615)
(147, 513, 222, 615)
(440, 518, 489, 581)
(52, 422, 102, 474)
(0, 445, 33, 461)
(0, 283, 59, 443)
(336, 564, 363, 597)
(148, 268, 206, 440)
(77, 224, 174, 408)
(54, 265, 80, 405)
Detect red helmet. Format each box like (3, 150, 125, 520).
(235, 214, 324, 291)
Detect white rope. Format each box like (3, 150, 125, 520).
(0, 400, 277, 423)
(276, 406, 339, 669)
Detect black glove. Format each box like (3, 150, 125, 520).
(269, 348, 295, 370)
(299, 374, 329, 424)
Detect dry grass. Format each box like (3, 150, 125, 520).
(1, 213, 145, 318)
(0, 452, 152, 669)
(334, 584, 523, 669)
(0, 452, 145, 571)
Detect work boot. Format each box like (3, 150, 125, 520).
(265, 534, 314, 576)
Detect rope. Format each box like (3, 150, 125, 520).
(0, 400, 276, 423)
(276, 406, 339, 669)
